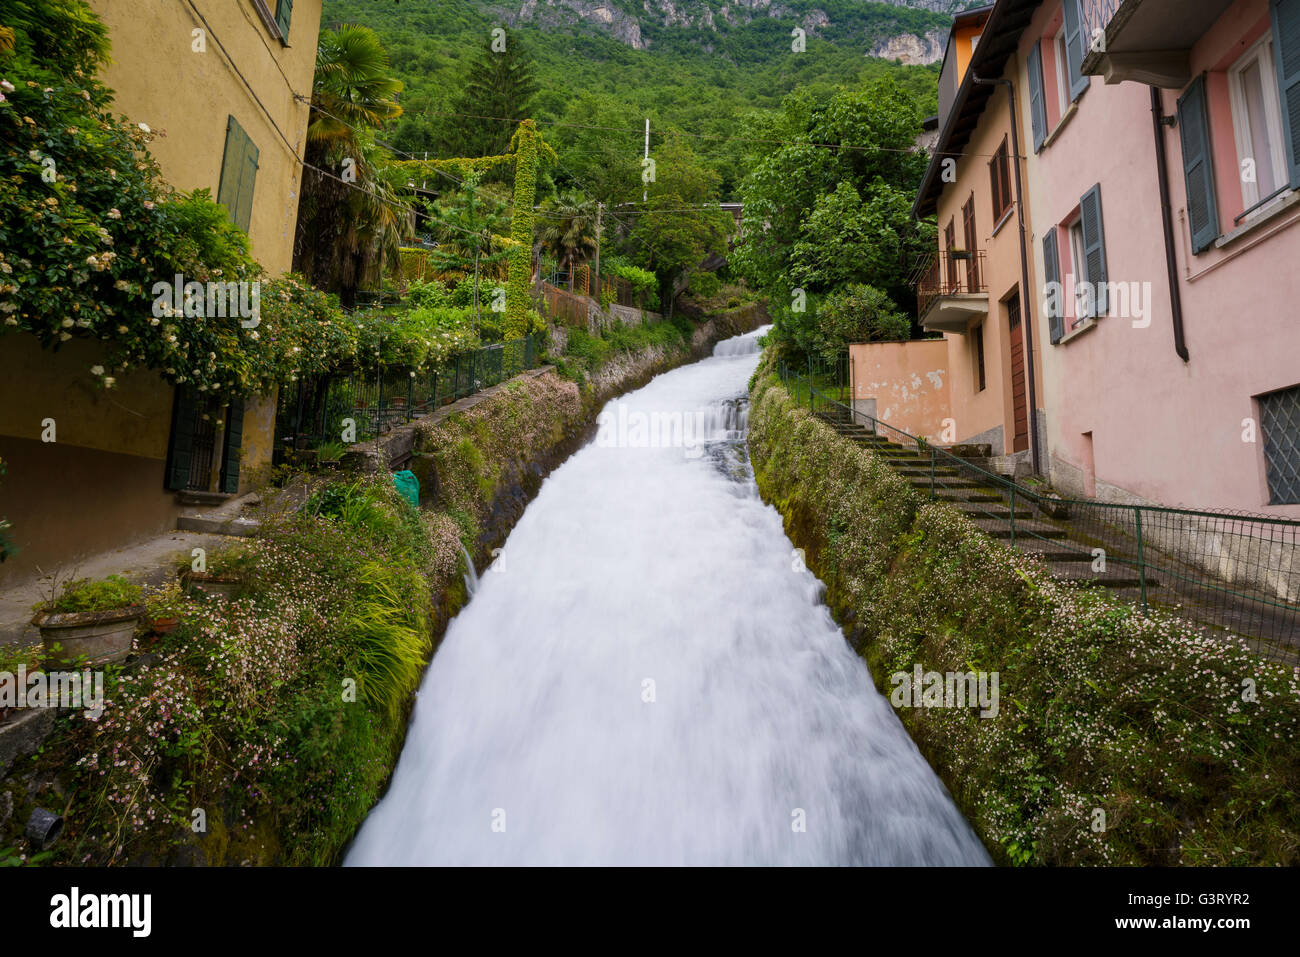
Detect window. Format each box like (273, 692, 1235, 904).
(972, 324, 986, 392)
(962, 193, 980, 291)
(1067, 219, 1087, 327)
(1228, 34, 1288, 214)
(989, 136, 1012, 221)
(1053, 27, 1071, 117)
(1260, 385, 1300, 504)
(217, 115, 259, 233)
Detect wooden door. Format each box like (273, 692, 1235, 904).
(1007, 294, 1030, 453)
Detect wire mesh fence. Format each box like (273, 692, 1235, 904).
(780, 362, 1300, 662)
(275, 335, 539, 458)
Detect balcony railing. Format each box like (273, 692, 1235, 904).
(1080, 0, 1122, 45)
(914, 249, 988, 320)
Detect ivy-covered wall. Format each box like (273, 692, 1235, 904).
(747, 364, 1300, 866)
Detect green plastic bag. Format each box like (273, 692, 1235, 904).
(392, 469, 420, 508)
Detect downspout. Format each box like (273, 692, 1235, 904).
(972, 72, 1042, 477)
(1151, 85, 1190, 361)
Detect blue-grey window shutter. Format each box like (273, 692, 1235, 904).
(1042, 227, 1064, 345)
(1062, 0, 1090, 101)
(1028, 40, 1048, 152)
(1079, 183, 1108, 317)
(1272, 0, 1300, 188)
(1177, 75, 1220, 254)
(275, 0, 293, 43)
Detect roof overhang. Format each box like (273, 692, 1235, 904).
(913, 0, 1043, 220)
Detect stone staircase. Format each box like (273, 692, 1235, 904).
(814, 407, 1156, 595)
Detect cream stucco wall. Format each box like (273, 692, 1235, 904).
(932, 72, 1045, 458)
(87, 0, 323, 275)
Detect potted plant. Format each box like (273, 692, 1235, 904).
(315, 440, 346, 469)
(30, 574, 143, 667)
(143, 581, 188, 636)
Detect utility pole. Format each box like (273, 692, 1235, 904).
(643, 118, 650, 204)
(593, 201, 603, 302)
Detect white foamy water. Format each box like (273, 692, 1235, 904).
(346, 325, 989, 866)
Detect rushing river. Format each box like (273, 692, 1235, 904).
(346, 326, 989, 866)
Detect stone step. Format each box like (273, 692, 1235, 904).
(1048, 562, 1159, 588)
(974, 520, 1069, 540)
(176, 515, 260, 538)
(174, 490, 233, 506)
(934, 491, 1006, 503)
(958, 505, 1035, 520)
(908, 478, 991, 490)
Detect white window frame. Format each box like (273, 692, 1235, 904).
(1068, 218, 1088, 327)
(1227, 33, 1289, 216)
(1053, 26, 1070, 118)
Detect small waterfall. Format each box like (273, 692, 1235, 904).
(711, 324, 769, 358)
(460, 544, 479, 598)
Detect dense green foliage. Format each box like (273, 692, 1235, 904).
(322, 0, 942, 195)
(733, 81, 935, 361)
(748, 367, 1300, 866)
(38, 574, 141, 614)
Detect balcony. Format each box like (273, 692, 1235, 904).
(1080, 0, 1234, 88)
(914, 250, 988, 334)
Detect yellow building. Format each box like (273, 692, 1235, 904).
(0, 0, 323, 584)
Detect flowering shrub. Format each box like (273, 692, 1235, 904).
(748, 367, 1300, 866)
(29, 474, 465, 866)
(0, 2, 364, 394)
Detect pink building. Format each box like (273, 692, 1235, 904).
(1014, 0, 1300, 516)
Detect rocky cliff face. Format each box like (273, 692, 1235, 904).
(867, 27, 947, 64)
(505, 0, 959, 57)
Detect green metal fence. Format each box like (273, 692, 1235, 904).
(779, 362, 1300, 662)
(276, 335, 539, 456)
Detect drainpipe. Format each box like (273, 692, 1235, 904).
(972, 72, 1042, 477)
(1151, 85, 1190, 361)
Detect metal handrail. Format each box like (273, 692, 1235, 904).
(779, 362, 1300, 658)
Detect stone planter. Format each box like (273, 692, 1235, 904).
(181, 571, 242, 601)
(31, 605, 143, 667)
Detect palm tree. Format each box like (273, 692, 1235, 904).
(293, 25, 408, 306)
(538, 191, 597, 293)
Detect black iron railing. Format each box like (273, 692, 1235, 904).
(914, 249, 988, 319)
(275, 335, 539, 457)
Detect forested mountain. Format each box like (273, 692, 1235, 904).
(323, 0, 954, 194)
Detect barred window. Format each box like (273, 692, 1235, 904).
(1260, 385, 1300, 505)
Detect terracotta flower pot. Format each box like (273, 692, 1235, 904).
(147, 615, 180, 635)
(31, 605, 144, 667)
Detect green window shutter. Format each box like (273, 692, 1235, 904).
(165, 387, 199, 491)
(217, 115, 258, 234)
(1042, 227, 1064, 345)
(220, 399, 245, 495)
(1062, 0, 1090, 102)
(1079, 183, 1109, 317)
(1272, 0, 1300, 188)
(1027, 40, 1048, 153)
(275, 0, 293, 43)
(1177, 75, 1220, 254)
